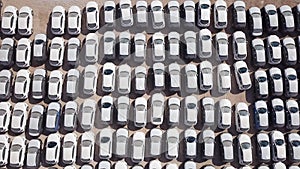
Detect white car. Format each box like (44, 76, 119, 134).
(269, 67, 283, 96)
(169, 63, 181, 91)
(166, 128, 179, 159)
(14, 69, 31, 100)
(288, 133, 300, 162)
(99, 128, 113, 159)
(135, 66, 147, 93)
(199, 61, 213, 91)
(286, 99, 300, 129)
(0, 135, 9, 166)
(168, 1, 180, 27)
(233, 0, 246, 28)
(199, 29, 212, 59)
(168, 97, 180, 125)
(284, 68, 298, 97)
(251, 38, 266, 67)
(1, 6, 18, 35)
(264, 4, 279, 31)
(217, 63, 231, 93)
(218, 99, 232, 129)
(153, 62, 165, 89)
(86, 1, 99, 30)
(16, 38, 32, 68)
(184, 31, 197, 59)
(0, 38, 14, 67)
(45, 133, 61, 165)
(184, 161, 196, 169)
(271, 130, 286, 161)
(183, 0, 195, 26)
(80, 99, 96, 131)
(271, 98, 285, 127)
(49, 37, 65, 67)
(115, 128, 128, 157)
(0, 70, 12, 100)
(185, 64, 198, 93)
(66, 69, 79, 98)
(104, 1, 115, 26)
(254, 100, 269, 130)
(235, 102, 250, 132)
(83, 65, 98, 95)
(202, 97, 215, 127)
(134, 97, 147, 127)
(234, 61, 251, 90)
(118, 64, 131, 94)
(85, 33, 99, 63)
(100, 96, 113, 123)
(214, 0, 227, 29)
(168, 32, 180, 59)
(9, 136, 26, 167)
(282, 37, 297, 65)
(103, 31, 115, 59)
(255, 70, 269, 99)
(80, 132, 94, 163)
(26, 139, 41, 168)
(249, 7, 263, 36)
(68, 6, 81, 35)
(32, 69, 46, 100)
(119, 32, 131, 59)
(45, 102, 61, 132)
(117, 96, 129, 125)
(257, 133, 271, 162)
(0, 102, 11, 132)
(185, 128, 197, 158)
(149, 160, 161, 169)
(184, 95, 198, 126)
(132, 132, 145, 163)
(51, 6, 66, 35)
(151, 93, 164, 125)
(238, 134, 252, 165)
(215, 32, 228, 61)
(220, 133, 234, 162)
(233, 31, 247, 60)
(202, 129, 215, 159)
(18, 6, 33, 35)
(48, 70, 63, 100)
(33, 34, 47, 61)
(102, 62, 116, 92)
(151, 0, 165, 29)
(134, 33, 146, 62)
(67, 38, 80, 66)
(267, 35, 281, 64)
(120, 0, 133, 27)
(136, 0, 148, 26)
(279, 5, 295, 32)
(11, 102, 28, 134)
(150, 128, 162, 157)
(62, 133, 77, 164)
(28, 105, 44, 137)
(152, 32, 165, 62)
(198, 0, 211, 27)
(63, 101, 78, 131)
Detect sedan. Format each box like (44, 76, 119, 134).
(185, 64, 197, 93)
(0, 70, 12, 100)
(168, 1, 180, 27)
(86, 1, 99, 30)
(235, 102, 250, 132)
(168, 32, 180, 59)
(117, 96, 129, 125)
(270, 130, 286, 161)
(103, 31, 116, 59)
(0, 135, 9, 166)
(104, 1, 115, 26)
(185, 128, 197, 159)
(153, 62, 165, 89)
(18, 6, 33, 35)
(217, 63, 231, 93)
(151, 0, 165, 29)
(32, 69, 46, 100)
(151, 93, 164, 125)
(249, 7, 263, 36)
(257, 133, 271, 162)
(286, 99, 300, 129)
(1, 6, 18, 35)
(199, 61, 213, 91)
(284, 68, 298, 97)
(269, 67, 283, 96)
(134, 33, 146, 62)
(14, 69, 30, 100)
(233, 0, 246, 28)
(184, 31, 197, 59)
(168, 97, 180, 125)
(152, 32, 165, 62)
(67, 37, 80, 66)
(100, 96, 113, 123)
(234, 61, 251, 90)
(33, 34, 47, 61)
(120, 0, 133, 27)
(66, 69, 79, 98)
(150, 128, 162, 157)
(279, 5, 294, 32)
(134, 97, 147, 127)
(282, 37, 297, 65)
(233, 31, 247, 60)
(49, 37, 65, 67)
(183, 0, 195, 26)
(0, 38, 14, 67)
(136, 0, 148, 26)
(46, 102, 61, 132)
(238, 134, 252, 165)
(48, 70, 63, 100)
(80, 132, 94, 163)
(215, 32, 228, 61)
(28, 105, 44, 137)
(220, 133, 234, 162)
(68, 6, 81, 35)
(185, 95, 198, 126)
(271, 98, 285, 127)
(166, 128, 179, 159)
(202, 129, 215, 159)
(102, 62, 116, 92)
(264, 4, 279, 32)
(80, 99, 96, 131)
(85, 33, 98, 63)
(62, 133, 77, 164)
(251, 38, 266, 67)
(214, 0, 227, 29)
(9, 136, 26, 167)
(63, 101, 78, 131)
(51, 6, 66, 35)
(169, 63, 181, 91)
(119, 32, 131, 59)
(16, 38, 32, 68)
(0, 102, 11, 132)
(45, 133, 61, 165)
(26, 139, 41, 168)
(267, 35, 281, 64)
(255, 70, 269, 99)
(202, 97, 215, 127)
(115, 128, 128, 157)
(135, 66, 146, 93)
(83, 65, 98, 95)
(198, 0, 211, 27)
(288, 133, 300, 162)
(132, 132, 145, 163)
(118, 64, 131, 94)
(199, 29, 212, 59)
(218, 99, 232, 129)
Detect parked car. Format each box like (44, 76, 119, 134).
(51, 6, 65, 35)
(104, 1, 115, 26)
(118, 64, 131, 94)
(169, 63, 181, 91)
(267, 35, 281, 64)
(49, 37, 65, 67)
(215, 32, 228, 61)
(1, 6, 18, 35)
(68, 6, 81, 35)
(0, 70, 12, 100)
(14, 69, 31, 100)
(233, 31, 247, 60)
(99, 128, 113, 159)
(185, 128, 197, 159)
(119, 0, 133, 27)
(18, 6, 33, 35)
(257, 133, 271, 162)
(282, 37, 297, 65)
(166, 128, 179, 159)
(151, 0, 165, 29)
(11, 103, 28, 134)
(233, 0, 246, 28)
(83, 65, 98, 95)
(153, 62, 165, 89)
(66, 69, 79, 98)
(100, 96, 113, 123)
(199, 61, 213, 91)
(80, 99, 96, 131)
(248, 7, 263, 36)
(286, 99, 300, 129)
(202, 97, 215, 127)
(185, 64, 198, 93)
(32, 69, 46, 100)
(288, 133, 300, 162)
(151, 93, 164, 125)
(48, 70, 63, 100)
(238, 134, 252, 165)
(132, 132, 145, 163)
(134, 97, 147, 127)
(220, 133, 234, 162)
(284, 68, 298, 97)
(134, 33, 146, 62)
(269, 67, 283, 96)
(119, 32, 131, 59)
(202, 129, 215, 159)
(16, 38, 32, 68)
(115, 128, 128, 157)
(254, 100, 269, 130)
(103, 31, 115, 59)
(152, 32, 165, 62)
(67, 38, 80, 66)
(102, 62, 116, 92)
(33, 34, 47, 61)
(117, 96, 129, 125)
(270, 130, 286, 161)
(279, 5, 295, 32)
(85, 33, 98, 63)
(28, 105, 44, 137)
(46, 102, 61, 132)
(251, 38, 266, 67)
(218, 99, 232, 129)
(217, 63, 231, 93)
(234, 61, 251, 90)
(263, 4, 279, 32)
(63, 101, 78, 131)
(0, 38, 14, 67)
(0, 135, 9, 166)
(80, 132, 94, 163)
(255, 70, 269, 99)
(0, 102, 11, 132)
(184, 95, 198, 126)
(136, 0, 148, 26)
(168, 97, 180, 125)
(198, 0, 211, 27)
(199, 29, 212, 59)
(62, 133, 77, 164)
(235, 102, 250, 132)
(150, 128, 162, 157)
(9, 136, 26, 167)
(86, 1, 99, 30)
(214, 0, 227, 29)
(183, 0, 195, 26)
(45, 133, 61, 165)
(271, 98, 285, 127)
(184, 31, 197, 59)
(135, 66, 147, 93)
(168, 1, 180, 27)
(168, 32, 180, 59)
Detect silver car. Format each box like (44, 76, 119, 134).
(264, 4, 279, 32)
(103, 31, 116, 59)
(68, 6, 81, 35)
(26, 139, 41, 168)
(151, 93, 165, 125)
(115, 128, 128, 157)
(18, 6, 33, 35)
(33, 34, 47, 61)
(220, 133, 234, 162)
(169, 63, 181, 91)
(257, 133, 271, 162)
(0, 38, 14, 67)
(118, 64, 131, 94)
(67, 38, 80, 66)
(28, 105, 44, 137)
(99, 129, 113, 159)
(85, 33, 98, 63)
(119, 32, 131, 59)
(184, 95, 198, 126)
(9, 136, 26, 167)
(48, 70, 63, 100)
(168, 32, 180, 59)
(249, 7, 263, 36)
(0, 102, 11, 132)
(134, 33, 146, 62)
(1, 6, 18, 35)
(80, 132, 94, 163)
(63, 101, 78, 131)
(151, 0, 165, 29)
(14, 69, 31, 100)
(100, 96, 113, 123)
(279, 5, 295, 32)
(0, 70, 12, 100)
(104, 1, 116, 26)
(86, 1, 99, 30)
(120, 0, 133, 27)
(153, 62, 165, 89)
(51, 6, 66, 35)
(185, 64, 198, 93)
(117, 96, 129, 125)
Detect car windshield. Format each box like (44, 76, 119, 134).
(259, 140, 269, 147)
(275, 105, 283, 111)
(68, 75, 78, 82)
(170, 70, 180, 75)
(17, 44, 27, 50)
(218, 38, 227, 44)
(241, 142, 250, 149)
(258, 76, 267, 82)
(19, 12, 28, 18)
(135, 39, 145, 45)
(118, 103, 128, 110)
(222, 106, 231, 113)
(87, 39, 96, 45)
(236, 6, 244, 11)
(118, 135, 127, 143)
(152, 6, 161, 11)
(289, 107, 298, 113)
(201, 4, 210, 9)
(14, 110, 23, 116)
(286, 44, 295, 49)
(120, 71, 129, 77)
(11, 145, 21, 152)
(154, 69, 164, 75)
(204, 104, 213, 110)
(102, 102, 111, 108)
(104, 69, 113, 75)
(288, 75, 296, 81)
(87, 7, 96, 12)
(85, 72, 95, 78)
(153, 101, 163, 107)
(168, 136, 178, 143)
(239, 110, 248, 116)
(82, 140, 91, 147)
(53, 12, 62, 17)
(137, 6, 146, 11)
(204, 137, 214, 143)
(35, 39, 44, 45)
(169, 6, 178, 11)
(121, 4, 130, 9)
(65, 108, 75, 115)
(202, 68, 211, 74)
(238, 67, 247, 74)
(187, 103, 196, 109)
(275, 139, 284, 145)
(292, 141, 300, 147)
(151, 136, 161, 143)
(258, 107, 267, 114)
(255, 45, 264, 50)
(136, 72, 145, 78)
(3, 12, 13, 17)
(69, 12, 78, 17)
(105, 6, 114, 11)
(28, 147, 37, 154)
(186, 136, 195, 143)
(155, 39, 163, 44)
(134, 140, 143, 147)
(51, 44, 61, 49)
(50, 77, 59, 83)
(271, 41, 280, 47)
(236, 38, 245, 43)
(101, 137, 110, 143)
(16, 76, 26, 82)
(202, 35, 210, 41)
(169, 104, 179, 110)
(217, 6, 226, 11)
(0, 77, 8, 83)
(105, 37, 114, 43)
(48, 109, 58, 116)
(31, 112, 41, 118)
(120, 38, 130, 43)
(47, 141, 57, 148)
(268, 10, 276, 15)
(220, 70, 229, 76)
(136, 105, 145, 111)
(34, 75, 44, 81)
(251, 13, 260, 18)
(83, 107, 93, 114)
(223, 140, 232, 146)
(2, 44, 11, 50)
(187, 70, 196, 76)
(64, 141, 74, 148)
(68, 44, 78, 50)
(272, 74, 281, 80)
(283, 11, 292, 16)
